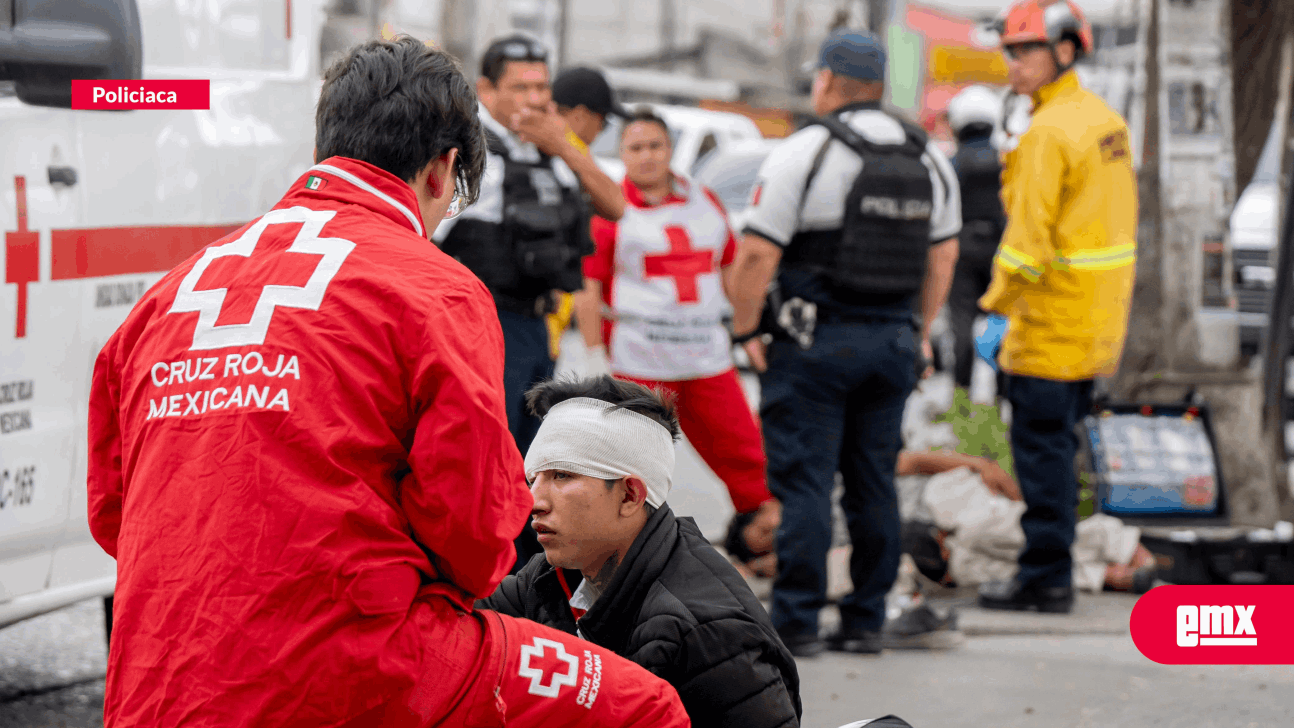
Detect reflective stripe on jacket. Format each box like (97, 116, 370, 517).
(978, 71, 1138, 380)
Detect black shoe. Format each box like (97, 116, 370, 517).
(881, 603, 964, 650)
(778, 631, 826, 658)
(825, 627, 884, 655)
(977, 579, 1075, 613)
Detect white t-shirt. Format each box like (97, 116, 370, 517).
(743, 102, 962, 249)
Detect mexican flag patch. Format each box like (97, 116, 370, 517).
(305, 175, 327, 191)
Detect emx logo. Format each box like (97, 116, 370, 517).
(1131, 586, 1294, 664)
(1176, 604, 1256, 646)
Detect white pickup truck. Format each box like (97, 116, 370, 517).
(0, 0, 324, 629)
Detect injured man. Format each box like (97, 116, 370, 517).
(895, 450, 1158, 594)
(479, 375, 802, 728)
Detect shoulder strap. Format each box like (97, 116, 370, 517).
(798, 133, 834, 215)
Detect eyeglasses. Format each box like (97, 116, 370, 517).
(497, 40, 548, 62)
(1003, 41, 1051, 61)
(444, 190, 467, 220)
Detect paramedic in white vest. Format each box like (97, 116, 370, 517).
(574, 109, 780, 573)
(728, 30, 961, 657)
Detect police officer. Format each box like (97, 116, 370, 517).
(946, 84, 1006, 392)
(728, 30, 961, 656)
(434, 35, 625, 571)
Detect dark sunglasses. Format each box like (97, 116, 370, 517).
(496, 40, 548, 62)
(1003, 41, 1051, 60)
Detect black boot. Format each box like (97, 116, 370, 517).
(977, 579, 1075, 613)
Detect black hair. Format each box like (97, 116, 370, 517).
(525, 375, 681, 441)
(315, 36, 486, 204)
(619, 108, 672, 143)
(480, 34, 550, 85)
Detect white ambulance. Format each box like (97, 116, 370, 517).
(0, 0, 326, 628)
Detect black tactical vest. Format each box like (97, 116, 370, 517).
(783, 113, 934, 301)
(442, 129, 589, 306)
(953, 135, 1005, 263)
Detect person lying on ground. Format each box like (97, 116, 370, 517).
(897, 449, 1156, 593)
(480, 375, 802, 728)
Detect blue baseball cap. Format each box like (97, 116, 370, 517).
(813, 30, 886, 82)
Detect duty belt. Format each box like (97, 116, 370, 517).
(492, 289, 556, 318)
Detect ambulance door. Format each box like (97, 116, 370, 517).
(0, 91, 87, 605)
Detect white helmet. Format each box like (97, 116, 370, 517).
(947, 85, 1002, 134)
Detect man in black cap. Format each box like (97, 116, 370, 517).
(552, 67, 628, 151)
(728, 30, 962, 657)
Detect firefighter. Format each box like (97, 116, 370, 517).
(975, 0, 1137, 614)
(88, 37, 688, 727)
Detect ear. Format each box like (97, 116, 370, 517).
(1056, 39, 1077, 68)
(476, 77, 494, 103)
(620, 477, 649, 515)
(424, 148, 459, 200)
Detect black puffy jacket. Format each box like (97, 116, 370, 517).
(479, 505, 801, 728)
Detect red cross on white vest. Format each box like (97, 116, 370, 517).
(5, 176, 39, 339)
(642, 225, 713, 304)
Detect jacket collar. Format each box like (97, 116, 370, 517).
(832, 99, 883, 116)
(623, 174, 690, 209)
(295, 157, 427, 238)
(1033, 69, 1081, 109)
(574, 505, 680, 652)
(478, 102, 542, 163)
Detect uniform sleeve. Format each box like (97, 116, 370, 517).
(739, 128, 828, 247)
(476, 574, 527, 617)
(677, 620, 800, 728)
(979, 126, 1065, 314)
(583, 215, 618, 282)
(401, 280, 532, 602)
(87, 334, 124, 559)
(923, 141, 963, 243)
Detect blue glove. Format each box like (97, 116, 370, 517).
(974, 314, 1008, 370)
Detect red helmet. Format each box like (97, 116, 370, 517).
(997, 0, 1094, 55)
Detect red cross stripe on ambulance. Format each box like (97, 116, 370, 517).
(170, 207, 355, 351)
(5, 176, 39, 339)
(517, 637, 580, 698)
(642, 225, 713, 304)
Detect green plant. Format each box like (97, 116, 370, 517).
(933, 387, 1015, 479)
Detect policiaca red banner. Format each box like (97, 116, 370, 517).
(1130, 585, 1294, 664)
(71, 80, 210, 110)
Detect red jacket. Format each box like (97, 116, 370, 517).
(88, 157, 533, 726)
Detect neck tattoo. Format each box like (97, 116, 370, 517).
(590, 552, 620, 592)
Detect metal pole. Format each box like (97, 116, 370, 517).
(1261, 32, 1294, 458)
(661, 0, 677, 55)
(557, 0, 570, 69)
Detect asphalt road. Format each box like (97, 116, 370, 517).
(5, 596, 1294, 728)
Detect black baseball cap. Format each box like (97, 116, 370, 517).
(551, 67, 627, 118)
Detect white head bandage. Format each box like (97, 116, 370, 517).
(523, 397, 675, 507)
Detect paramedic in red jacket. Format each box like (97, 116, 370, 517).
(87, 37, 688, 728)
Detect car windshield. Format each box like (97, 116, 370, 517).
(693, 150, 769, 212)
